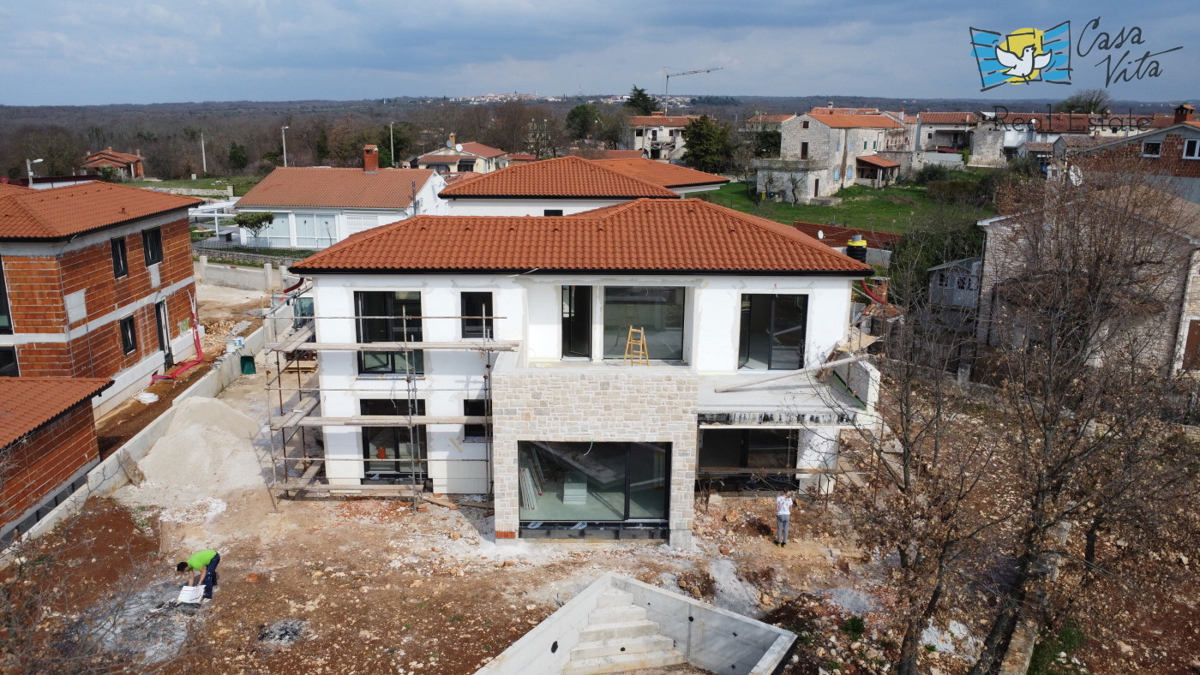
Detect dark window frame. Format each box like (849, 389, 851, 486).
(463, 399, 492, 440)
(142, 227, 163, 265)
(1142, 141, 1162, 158)
(354, 291, 423, 375)
(543, 209, 564, 217)
(738, 294, 809, 370)
(461, 291, 494, 339)
(562, 285, 592, 359)
(111, 237, 128, 278)
(800, 142, 809, 160)
(1184, 139, 1200, 160)
(0, 258, 11, 335)
(119, 315, 137, 355)
(360, 398, 427, 477)
(0, 346, 18, 377)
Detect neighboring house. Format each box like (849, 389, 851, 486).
(81, 148, 145, 180)
(1, 377, 111, 547)
(416, 136, 507, 174)
(1081, 104, 1200, 203)
(628, 112, 699, 162)
(754, 109, 906, 202)
(928, 257, 982, 333)
(568, 149, 648, 160)
(971, 111, 1177, 166)
(438, 155, 681, 216)
(791, 222, 902, 266)
(1017, 141, 1054, 171)
(500, 154, 537, 167)
(235, 146, 447, 249)
(0, 183, 200, 415)
(974, 190, 1200, 375)
(286, 198, 878, 547)
(915, 112, 977, 152)
(1053, 134, 1103, 160)
(745, 113, 797, 132)
(593, 158, 729, 195)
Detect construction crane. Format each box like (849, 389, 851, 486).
(662, 66, 724, 113)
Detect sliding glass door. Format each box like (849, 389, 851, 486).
(517, 441, 670, 523)
(561, 285, 592, 358)
(739, 294, 808, 370)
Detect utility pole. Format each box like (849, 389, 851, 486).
(200, 131, 207, 174)
(281, 126, 290, 167)
(390, 122, 396, 168)
(662, 66, 724, 113)
(25, 158, 43, 186)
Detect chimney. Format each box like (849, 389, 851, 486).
(449, 132, 456, 147)
(827, 101, 834, 109)
(1174, 103, 1195, 125)
(363, 145, 379, 173)
(898, 107, 905, 121)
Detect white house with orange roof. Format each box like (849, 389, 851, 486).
(628, 112, 699, 162)
(416, 135, 508, 174)
(282, 198, 880, 547)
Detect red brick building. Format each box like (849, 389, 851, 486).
(1085, 103, 1200, 202)
(0, 377, 110, 546)
(0, 183, 201, 415)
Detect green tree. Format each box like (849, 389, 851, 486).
(233, 211, 274, 247)
(228, 141, 249, 172)
(1053, 88, 1112, 114)
(624, 86, 658, 116)
(595, 110, 630, 149)
(680, 115, 734, 172)
(565, 104, 600, 140)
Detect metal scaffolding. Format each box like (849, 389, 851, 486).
(262, 283, 510, 510)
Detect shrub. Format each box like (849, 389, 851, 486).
(914, 164, 952, 185)
(840, 615, 866, 640)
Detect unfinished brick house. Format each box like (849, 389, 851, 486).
(0, 377, 110, 546)
(1083, 103, 1200, 203)
(0, 183, 201, 415)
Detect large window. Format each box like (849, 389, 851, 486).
(0, 347, 17, 377)
(295, 214, 338, 249)
(1142, 141, 1162, 158)
(0, 259, 11, 335)
(562, 285, 592, 358)
(355, 291, 423, 375)
(1185, 139, 1200, 160)
(699, 428, 799, 470)
(461, 292, 493, 339)
(142, 228, 163, 265)
(119, 316, 138, 354)
(463, 399, 491, 440)
(517, 441, 669, 524)
(360, 399, 426, 478)
(739, 294, 808, 370)
(111, 238, 128, 278)
(603, 287, 685, 360)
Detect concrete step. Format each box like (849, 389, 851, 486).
(586, 605, 647, 625)
(570, 634, 675, 660)
(595, 589, 633, 609)
(577, 619, 660, 643)
(562, 649, 687, 675)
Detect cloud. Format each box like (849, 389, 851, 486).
(0, 0, 1194, 105)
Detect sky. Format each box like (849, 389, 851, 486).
(0, 0, 1196, 106)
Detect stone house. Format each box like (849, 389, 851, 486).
(753, 109, 906, 203)
(81, 147, 145, 180)
(974, 191, 1200, 375)
(286, 199, 880, 547)
(236, 146, 448, 249)
(0, 183, 200, 415)
(0, 377, 111, 547)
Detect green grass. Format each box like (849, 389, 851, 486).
(1028, 620, 1088, 675)
(707, 181, 993, 234)
(141, 175, 262, 196)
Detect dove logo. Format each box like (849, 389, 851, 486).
(970, 22, 1072, 91)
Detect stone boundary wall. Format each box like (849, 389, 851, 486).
(193, 257, 301, 293)
(148, 186, 235, 197)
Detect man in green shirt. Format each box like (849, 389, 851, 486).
(176, 549, 220, 600)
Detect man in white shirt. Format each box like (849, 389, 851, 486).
(775, 491, 793, 547)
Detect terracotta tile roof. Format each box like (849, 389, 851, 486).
(290, 198, 873, 275)
(918, 112, 977, 125)
(856, 155, 900, 168)
(806, 114, 904, 130)
(0, 183, 32, 196)
(592, 158, 728, 189)
(1187, 121, 1200, 129)
(748, 114, 796, 124)
(438, 156, 679, 199)
(810, 108, 879, 116)
(237, 167, 435, 210)
(792, 222, 903, 249)
(1022, 142, 1054, 152)
(628, 115, 697, 127)
(0, 183, 199, 241)
(1058, 134, 1103, 147)
(0, 378, 111, 449)
(81, 147, 142, 167)
(459, 142, 506, 158)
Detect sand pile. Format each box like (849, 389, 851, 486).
(116, 397, 266, 510)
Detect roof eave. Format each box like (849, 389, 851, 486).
(0, 204, 194, 242)
(438, 193, 681, 200)
(289, 266, 873, 277)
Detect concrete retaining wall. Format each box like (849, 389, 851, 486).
(194, 257, 301, 292)
(0, 326, 266, 565)
(474, 572, 613, 675)
(613, 576, 794, 675)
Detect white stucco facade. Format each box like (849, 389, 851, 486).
(303, 268, 875, 545)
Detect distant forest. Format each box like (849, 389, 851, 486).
(0, 94, 1180, 181)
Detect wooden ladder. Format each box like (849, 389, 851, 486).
(623, 326, 650, 366)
